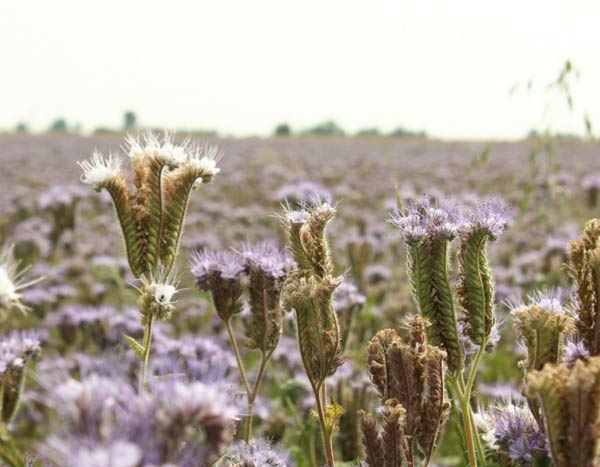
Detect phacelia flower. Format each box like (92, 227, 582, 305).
(458, 198, 512, 240)
(479, 402, 548, 464)
(226, 439, 292, 467)
(190, 249, 245, 321)
(562, 338, 590, 366)
(388, 196, 460, 242)
(78, 151, 123, 190)
(0, 244, 42, 315)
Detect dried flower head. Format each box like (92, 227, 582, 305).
(363, 317, 450, 465)
(78, 132, 222, 278)
(0, 244, 42, 316)
(525, 357, 600, 467)
(565, 218, 600, 356)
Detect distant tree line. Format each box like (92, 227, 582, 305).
(273, 120, 428, 139)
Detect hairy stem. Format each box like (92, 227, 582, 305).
(139, 315, 154, 391)
(314, 383, 335, 467)
(244, 351, 271, 442)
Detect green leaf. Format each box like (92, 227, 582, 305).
(122, 333, 145, 360)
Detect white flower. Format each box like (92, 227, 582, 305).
(0, 245, 42, 314)
(187, 144, 222, 176)
(152, 283, 177, 305)
(78, 151, 122, 188)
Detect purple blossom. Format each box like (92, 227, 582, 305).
(190, 249, 246, 285)
(227, 439, 292, 467)
(480, 402, 548, 463)
(459, 198, 512, 239)
(241, 241, 296, 279)
(0, 330, 42, 374)
(274, 180, 332, 204)
(388, 196, 460, 242)
(562, 339, 590, 365)
(333, 282, 366, 312)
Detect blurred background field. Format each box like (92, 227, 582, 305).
(1, 131, 599, 464)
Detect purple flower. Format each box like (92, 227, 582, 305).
(227, 438, 292, 467)
(562, 339, 590, 365)
(241, 242, 296, 279)
(388, 195, 460, 242)
(190, 249, 245, 285)
(480, 402, 548, 463)
(0, 330, 42, 374)
(459, 198, 512, 240)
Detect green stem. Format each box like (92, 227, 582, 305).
(314, 383, 335, 467)
(140, 315, 154, 391)
(244, 351, 270, 442)
(450, 378, 478, 467)
(224, 319, 252, 396)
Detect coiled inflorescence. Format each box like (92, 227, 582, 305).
(456, 199, 511, 347)
(360, 316, 450, 467)
(389, 196, 463, 373)
(78, 132, 221, 279)
(389, 196, 511, 374)
(0, 244, 42, 317)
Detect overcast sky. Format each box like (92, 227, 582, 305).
(1, 0, 599, 139)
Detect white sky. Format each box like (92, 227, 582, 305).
(1, 0, 599, 139)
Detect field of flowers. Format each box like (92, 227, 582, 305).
(1, 133, 600, 467)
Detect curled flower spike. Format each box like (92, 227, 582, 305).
(241, 242, 295, 354)
(0, 244, 43, 316)
(77, 151, 123, 190)
(78, 132, 222, 278)
(190, 249, 245, 322)
(457, 198, 512, 347)
(389, 196, 463, 373)
(280, 198, 343, 467)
